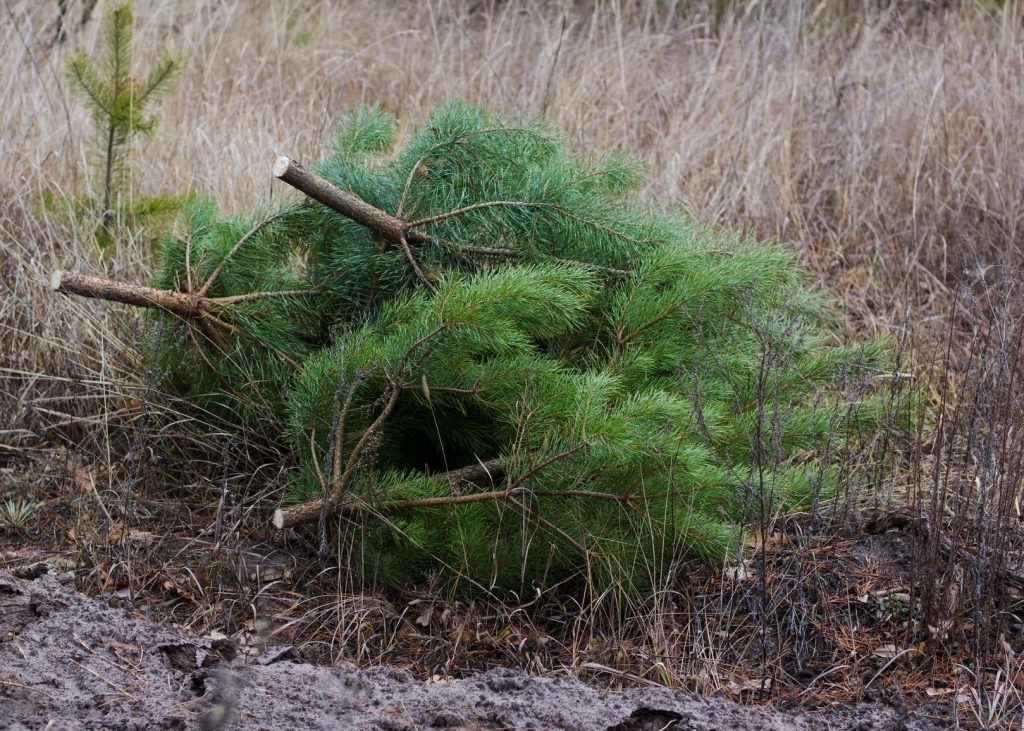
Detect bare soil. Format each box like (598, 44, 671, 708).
(0, 569, 946, 731)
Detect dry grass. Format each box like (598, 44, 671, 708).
(3, 0, 1024, 724)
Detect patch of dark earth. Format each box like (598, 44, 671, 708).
(0, 570, 947, 731)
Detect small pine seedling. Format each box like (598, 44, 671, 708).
(67, 2, 183, 247)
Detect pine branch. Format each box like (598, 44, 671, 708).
(505, 443, 589, 491)
(406, 201, 657, 249)
(54, 100, 894, 591)
(273, 458, 506, 530)
(67, 56, 114, 119)
(104, 4, 132, 101)
(136, 53, 183, 107)
(407, 200, 541, 228)
(443, 242, 630, 277)
(212, 289, 315, 305)
(395, 126, 551, 216)
(274, 157, 639, 280)
(273, 157, 429, 246)
(52, 270, 206, 318)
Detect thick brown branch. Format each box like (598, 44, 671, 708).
(272, 457, 504, 530)
(273, 157, 430, 246)
(53, 271, 312, 315)
(53, 271, 302, 368)
(52, 271, 206, 318)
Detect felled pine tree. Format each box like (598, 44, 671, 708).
(54, 102, 888, 594)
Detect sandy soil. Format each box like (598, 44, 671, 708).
(0, 569, 946, 731)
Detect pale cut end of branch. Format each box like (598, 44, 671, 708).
(50, 270, 64, 291)
(272, 156, 292, 179)
(272, 508, 285, 531)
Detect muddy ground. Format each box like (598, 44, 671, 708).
(0, 569, 947, 731)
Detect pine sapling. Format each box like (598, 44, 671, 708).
(67, 2, 183, 246)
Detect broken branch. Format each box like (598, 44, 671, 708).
(272, 156, 431, 247)
(52, 270, 206, 318)
(272, 457, 505, 530)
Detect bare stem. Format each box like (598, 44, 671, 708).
(273, 157, 430, 246)
(52, 270, 205, 318)
(273, 457, 505, 530)
(198, 211, 292, 296)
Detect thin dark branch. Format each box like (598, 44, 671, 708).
(198, 211, 292, 296)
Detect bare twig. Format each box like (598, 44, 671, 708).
(198, 211, 293, 296)
(398, 234, 437, 293)
(273, 442, 596, 532)
(213, 289, 315, 305)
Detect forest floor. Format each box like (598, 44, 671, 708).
(3, 454, 1011, 729)
(2, 567, 945, 731)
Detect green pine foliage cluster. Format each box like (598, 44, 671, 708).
(148, 102, 888, 594)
